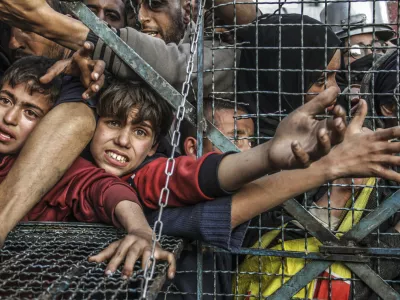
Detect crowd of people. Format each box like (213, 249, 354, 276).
(0, 0, 399, 299)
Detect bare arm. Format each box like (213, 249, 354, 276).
(231, 162, 328, 228)
(0, 0, 88, 51)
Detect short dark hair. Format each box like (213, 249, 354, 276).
(179, 99, 249, 153)
(0, 56, 63, 105)
(97, 80, 173, 143)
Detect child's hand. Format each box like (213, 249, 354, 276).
(88, 230, 176, 280)
(268, 86, 346, 170)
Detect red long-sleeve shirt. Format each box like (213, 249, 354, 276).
(0, 155, 139, 227)
(0, 152, 229, 224)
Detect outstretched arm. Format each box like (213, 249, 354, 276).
(231, 99, 400, 226)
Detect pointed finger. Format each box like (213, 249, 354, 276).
(40, 60, 70, 84)
(348, 99, 368, 131)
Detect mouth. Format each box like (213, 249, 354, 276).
(0, 125, 15, 142)
(141, 29, 160, 38)
(104, 150, 129, 167)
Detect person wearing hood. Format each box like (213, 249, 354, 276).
(320, 1, 395, 110)
(237, 13, 341, 138)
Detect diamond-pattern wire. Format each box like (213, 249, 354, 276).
(0, 222, 184, 300)
(140, 0, 206, 298)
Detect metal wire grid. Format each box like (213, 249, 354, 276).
(0, 222, 184, 300)
(59, 0, 400, 298)
(189, 0, 400, 299)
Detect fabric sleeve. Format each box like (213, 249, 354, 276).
(55, 76, 97, 108)
(92, 27, 235, 99)
(72, 179, 141, 227)
(133, 152, 234, 209)
(146, 196, 248, 251)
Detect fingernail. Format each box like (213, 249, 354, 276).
(94, 85, 99, 92)
(84, 93, 89, 99)
(94, 73, 99, 80)
(105, 270, 113, 276)
(122, 275, 128, 280)
(169, 272, 175, 279)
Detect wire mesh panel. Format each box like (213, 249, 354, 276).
(0, 222, 184, 300)
(59, 0, 400, 299)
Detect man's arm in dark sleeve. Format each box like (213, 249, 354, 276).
(146, 196, 248, 252)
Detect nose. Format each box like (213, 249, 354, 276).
(3, 107, 19, 127)
(8, 27, 23, 50)
(238, 139, 252, 152)
(97, 10, 105, 23)
(138, 4, 151, 25)
(114, 127, 131, 149)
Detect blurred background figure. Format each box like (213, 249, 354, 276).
(321, 1, 395, 109)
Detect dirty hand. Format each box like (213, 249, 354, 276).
(89, 229, 176, 280)
(268, 86, 346, 170)
(318, 99, 400, 182)
(40, 42, 105, 100)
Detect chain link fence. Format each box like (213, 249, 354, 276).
(2, 0, 400, 299)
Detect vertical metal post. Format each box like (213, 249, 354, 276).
(196, 1, 205, 298)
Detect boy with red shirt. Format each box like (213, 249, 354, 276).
(0, 56, 176, 279)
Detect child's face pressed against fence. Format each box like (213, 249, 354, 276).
(90, 108, 157, 177)
(0, 82, 52, 154)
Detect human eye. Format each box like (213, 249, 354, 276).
(106, 12, 120, 21)
(148, 0, 163, 9)
(24, 109, 39, 120)
(0, 97, 12, 106)
(106, 120, 121, 128)
(134, 128, 148, 137)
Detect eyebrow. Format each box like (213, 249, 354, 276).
(130, 120, 153, 130)
(87, 4, 122, 16)
(0, 90, 45, 115)
(227, 129, 247, 136)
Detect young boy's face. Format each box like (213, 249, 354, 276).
(90, 107, 157, 177)
(0, 82, 52, 154)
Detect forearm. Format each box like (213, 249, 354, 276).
(115, 201, 152, 234)
(11, 5, 88, 51)
(214, 0, 257, 25)
(230, 160, 330, 228)
(0, 103, 95, 242)
(218, 141, 273, 192)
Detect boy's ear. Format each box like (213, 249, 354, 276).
(148, 142, 159, 157)
(380, 103, 397, 117)
(184, 137, 197, 158)
(182, 0, 192, 25)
